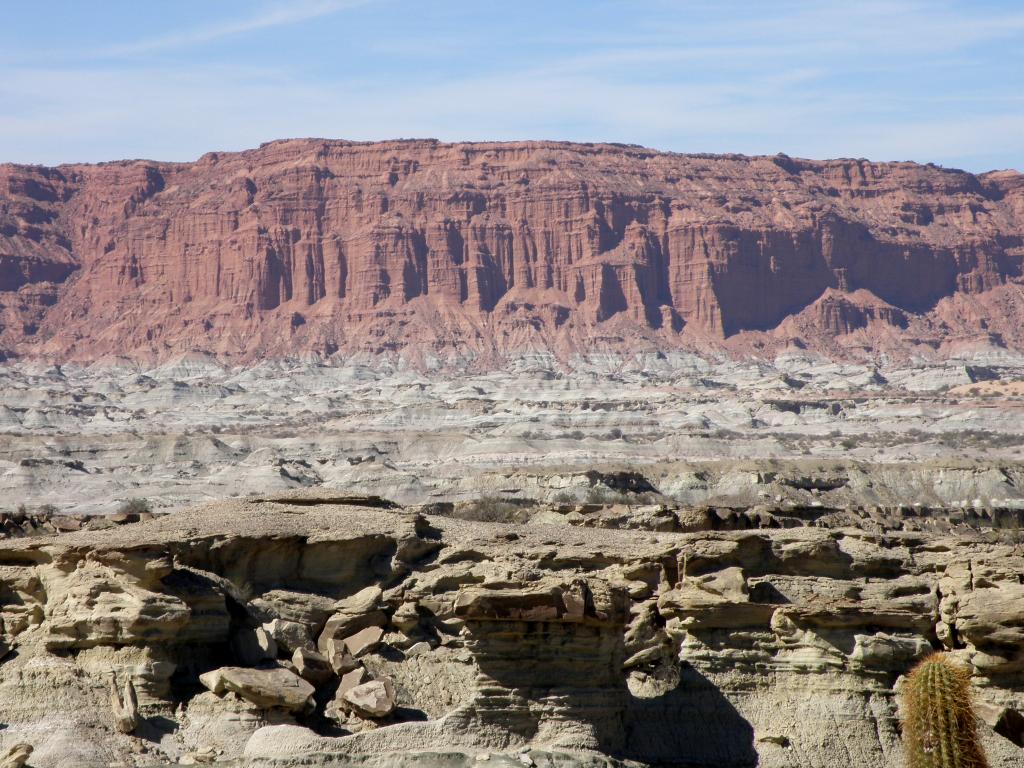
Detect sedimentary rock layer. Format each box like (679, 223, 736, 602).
(4, 354, 1024, 516)
(1, 140, 1022, 362)
(0, 494, 1023, 767)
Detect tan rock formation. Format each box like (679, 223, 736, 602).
(264, 618, 314, 654)
(199, 666, 315, 713)
(343, 625, 384, 657)
(0, 744, 31, 768)
(0, 496, 1020, 766)
(291, 647, 333, 686)
(108, 674, 139, 734)
(342, 678, 396, 719)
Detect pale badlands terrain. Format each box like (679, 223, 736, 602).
(2, 351, 1024, 518)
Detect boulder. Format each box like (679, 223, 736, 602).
(342, 678, 396, 718)
(324, 667, 370, 723)
(199, 666, 314, 712)
(336, 585, 384, 616)
(249, 589, 338, 629)
(328, 649, 360, 675)
(51, 515, 84, 532)
(976, 702, 1024, 747)
(338, 667, 368, 699)
(343, 625, 384, 657)
(263, 618, 313, 654)
(291, 647, 334, 685)
(405, 641, 432, 657)
(317, 586, 386, 657)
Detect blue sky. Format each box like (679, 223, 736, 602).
(1, 1, 1022, 171)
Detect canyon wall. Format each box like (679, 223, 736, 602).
(1, 495, 1023, 767)
(1, 139, 1023, 362)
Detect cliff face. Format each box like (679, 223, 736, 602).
(1, 139, 1022, 362)
(1, 496, 1024, 767)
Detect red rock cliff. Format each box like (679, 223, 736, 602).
(1, 139, 1022, 362)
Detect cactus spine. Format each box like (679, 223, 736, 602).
(902, 653, 989, 768)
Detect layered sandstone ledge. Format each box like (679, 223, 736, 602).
(0, 494, 1021, 766)
(1, 139, 1022, 363)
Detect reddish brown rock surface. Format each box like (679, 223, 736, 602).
(1, 139, 1022, 363)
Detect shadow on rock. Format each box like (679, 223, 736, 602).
(621, 663, 757, 767)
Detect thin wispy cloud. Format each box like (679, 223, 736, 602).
(99, 0, 372, 57)
(0, 0, 1020, 171)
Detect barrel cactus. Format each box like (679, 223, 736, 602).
(902, 653, 989, 768)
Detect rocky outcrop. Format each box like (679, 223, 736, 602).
(455, 580, 630, 753)
(199, 666, 314, 712)
(1, 140, 1023, 363)
(109, 675, 139, 734)
(0, 496, 1021, 766)
(341, 678, 396, 718)
(0, 744, 31, 768)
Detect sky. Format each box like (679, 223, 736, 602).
(1, 0, 1022, 171)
